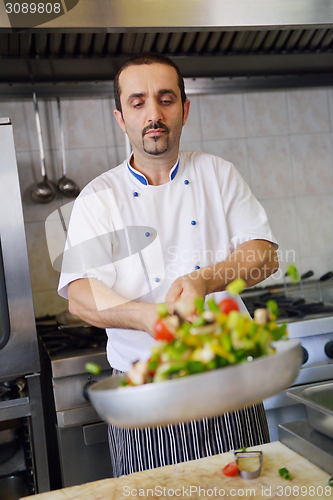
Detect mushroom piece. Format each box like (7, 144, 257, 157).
(174, 298, 196, 320)
(254, 308, 270, 325)
(127, 361, 148, 385)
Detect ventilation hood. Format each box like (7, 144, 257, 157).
(0, 0, 333, 95)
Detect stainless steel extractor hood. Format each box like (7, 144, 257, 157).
(0, 0, 333, 94)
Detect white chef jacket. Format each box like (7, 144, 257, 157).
(58, 151, 277, 371)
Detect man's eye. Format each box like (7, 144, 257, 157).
(133, 102, 143, 108)
(161, 100, 172, 105)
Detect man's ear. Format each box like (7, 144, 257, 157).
(114, 109, 127, 134)
(182, 99, 190, 126)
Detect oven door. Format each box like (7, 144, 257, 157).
(56, 420, 112, 488)
(0, 118, 39, 379)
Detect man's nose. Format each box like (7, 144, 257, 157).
(146, 99, 162, 123)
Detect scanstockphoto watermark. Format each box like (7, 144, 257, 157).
(122, 485, 256, 497)
(167, 245, 294, 268)
(166, 245, 296, 283)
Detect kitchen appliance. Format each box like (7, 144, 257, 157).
(240, 276, 333, 442)
(287, 381, 333, 439)
(36, 318, 113, 489)
(0, 118, 49, 494)
(1, 1, 333, 95)
(277, 381, 333, 475)
(88, 339, 302, 428)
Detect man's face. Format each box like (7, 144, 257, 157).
(114, 63, 190, 159)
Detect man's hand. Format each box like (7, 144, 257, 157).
(68, 278, 159, 337)
(165, 239, 278, 303)
(165, 270, 209, 304)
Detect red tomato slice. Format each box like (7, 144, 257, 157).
(222, 461, 238, 477)
(219, 298, 239, 315)
(154, 318, 175, 342)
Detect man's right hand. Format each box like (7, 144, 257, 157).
(68, 278, 159, 337)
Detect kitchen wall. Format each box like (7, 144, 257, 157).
(1, 86, 333, 318)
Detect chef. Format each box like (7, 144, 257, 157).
(58, 52, 279, 477)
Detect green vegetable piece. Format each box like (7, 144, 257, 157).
(207, 297, 220, 314)
(85, 362, 101, 375)
(279, 467, 292, 480)
(187, 360, 206, 374)
(165, 361, 188, 374)
(266, 299, 279, 318)
(227, 310, 240, 329)
(271, 323, 287, 341)
(286, 264, 299, 283)
(156, 302, 169, 318)
(206, 358, 217, 370)
(226, 278, 246, 296)
(328, 477, 333, 487)
(194, 296, 205, 313)
(192, 316, 206, 328)
(221, 333, 232, 352)
(249, 322, 258, 336)
(147, 356, 159, 371)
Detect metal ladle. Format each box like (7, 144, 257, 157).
(31, 93, 57, 203)
(56, 97, 80, 198)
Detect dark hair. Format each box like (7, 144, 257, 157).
(113, 52, 187, 114)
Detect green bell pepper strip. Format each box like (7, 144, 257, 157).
(226, 278, 246, 296)
(266, 299, 279, 318)
(156, 302, 169, 318)
(286, 264, 299, 283)
(207, 297, 220, 314)
(279, 467, 292, 480)
(85, 362, 101, 375)
(194, 296, 205, 313)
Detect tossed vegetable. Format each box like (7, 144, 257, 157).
(122, 287, 288, 386)
(226, 278, 246, 296)
(279, 467, 292, 480)
(222, 461, 238, 477)
(85, 362, 101, 375)
(154, 318, 175, 342)
(286, 264, 299, 283)
(218, 297, 239, 315)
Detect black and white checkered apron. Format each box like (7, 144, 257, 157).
(108, 368, 270, 477)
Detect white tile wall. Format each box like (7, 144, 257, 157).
(244, 90, 289, 137)
(1, 85, 333, 316)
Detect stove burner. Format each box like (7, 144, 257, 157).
(242, 293, 333, 321)
(36, 317, 107, 356)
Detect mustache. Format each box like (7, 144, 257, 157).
(142, 121, 169, 137)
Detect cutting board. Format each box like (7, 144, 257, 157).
(26, 442, 332, 500)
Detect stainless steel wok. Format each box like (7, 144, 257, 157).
(88, 338, 302, 428)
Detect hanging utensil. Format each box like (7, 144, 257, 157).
(299, 270, 314, 298)
(31, 93, 57, 203)
(56, 97, 80, 198)
(318, 271, 333, 303)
